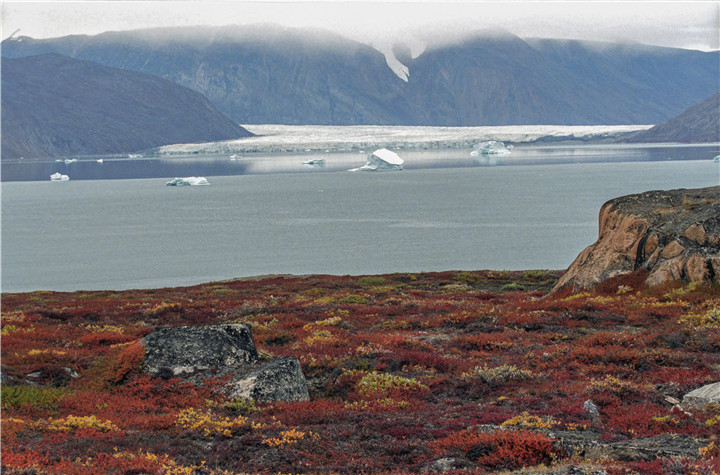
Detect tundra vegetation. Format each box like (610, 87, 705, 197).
(1, 270, 719, 474)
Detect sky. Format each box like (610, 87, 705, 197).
(2, 1, 719, 52)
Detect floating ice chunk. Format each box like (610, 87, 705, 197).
(165, 177, 209, 186)
(50, 172, 69, 181)
(472, 141, 512, 155)
(350, 148, 404, 172)
(302, 158, 326, 167)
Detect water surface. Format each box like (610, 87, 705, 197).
(2, 155, 717, 292)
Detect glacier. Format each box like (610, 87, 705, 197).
(153, 124, 651, 156)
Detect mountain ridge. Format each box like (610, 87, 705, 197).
(2, 25, 718, 126)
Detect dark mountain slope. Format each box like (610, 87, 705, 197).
(1, 54, 251, 159)
(2, 26, 718, 126)
(1, 26, 410, 126)
(526, 38, 720, 124)
(402, 32, 617, 125)
(623, 92, 720, 143)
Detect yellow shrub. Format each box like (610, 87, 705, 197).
(679, 306, 720, 329)
(501, 411, 559, 429)
(175, 408, 249, 438)
(262, 428, 319, 448)
(42, 415, 120, 432)
(586, 375, 641, 395)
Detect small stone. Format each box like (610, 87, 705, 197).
(583, 399, 600, 417)
(664, 396, 680, 405)
(420, 458, 459, 473)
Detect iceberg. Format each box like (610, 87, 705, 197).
(50, 172, 69, 181)
(302, 158, 326, 167)
(350, 148, 404, 172)
(471, 141, 513, 155)
(165, 177, 209, 186)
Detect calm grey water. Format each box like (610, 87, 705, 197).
(2, 149, 718, 292)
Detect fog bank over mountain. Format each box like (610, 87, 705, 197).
(3, 24, 718, 127)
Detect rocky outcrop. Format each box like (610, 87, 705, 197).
(553, 186, 720, 292)
(140, 323, 309, 402)
(682, 382, 720, 409)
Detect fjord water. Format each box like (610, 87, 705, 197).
(2, 148, 718, 292)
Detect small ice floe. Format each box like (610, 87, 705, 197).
(165, 177, 209, 186)
(128, 154, 144, 158)
(302, 158, 326, 167)
(472, 141, 513, 156)
(64, 158, 78, 164)
(349, 148, 403, 172)
(229, 154, 242, 161)
(50, 172, 69, 181)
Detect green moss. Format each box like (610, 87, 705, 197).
(1, 384, 72, 411)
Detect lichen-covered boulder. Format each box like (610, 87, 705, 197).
(141, 323, 258, 378)
(225, 357, 310, 402)
(682, 381, 720, 409)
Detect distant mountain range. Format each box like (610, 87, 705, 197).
(1, 54, 251, 159)
(3, 25, 718, 127)
(624, 92, 720, 143)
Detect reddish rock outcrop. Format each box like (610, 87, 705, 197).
(552, 186, 720, 292)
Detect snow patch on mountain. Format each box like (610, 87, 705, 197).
(383, 50, 410, 82)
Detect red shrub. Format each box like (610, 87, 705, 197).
(432, 427, 560, 470)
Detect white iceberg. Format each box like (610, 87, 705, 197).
(472, 141, 513, 155)
(165, 176, 210, 186)
(50, 172, 69, 181)
(350, 148, 403, 172)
